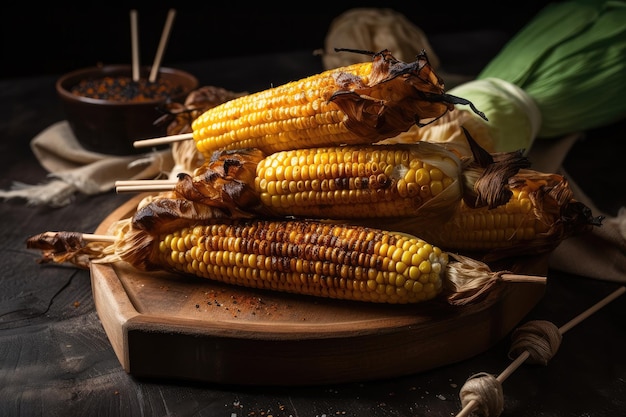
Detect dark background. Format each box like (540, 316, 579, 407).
(1, 1, 555, 80)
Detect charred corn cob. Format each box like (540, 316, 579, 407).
(26, 196, 547, 305)
(190, 49, 486, 158)
(175, 143, 468, 228)
(132, 219, 447, 304)
(414, 171, 603, 259)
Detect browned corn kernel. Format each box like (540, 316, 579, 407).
(253, 144, 460, 219)
(154, 220, 448, 304)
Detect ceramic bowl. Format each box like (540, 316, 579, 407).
(56, 65, 198, 155)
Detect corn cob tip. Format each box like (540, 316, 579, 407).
(417, 170, 604, 261)
(331, 48, 488, 122)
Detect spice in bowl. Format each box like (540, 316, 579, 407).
(70, 75, 186, 102)
(56, 65, 198, 155)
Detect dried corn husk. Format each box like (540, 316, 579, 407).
(321, 8, 440, 70)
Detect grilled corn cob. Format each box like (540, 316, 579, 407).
(413, 170, 603, 259)
(128, 218, 447, 304)
(190, 49, 486, 158)
(175, 143, 469, 228)
(26, 196, 548, 305)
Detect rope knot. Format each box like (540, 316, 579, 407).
(508, 319, 562, 365)
(459, 372, 504, 417)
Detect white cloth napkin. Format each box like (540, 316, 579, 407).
(0, 121, 174, 207)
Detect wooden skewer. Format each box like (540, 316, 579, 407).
(149, 8, 177, 83)
(116, 184, 176, 193)
(500, 274, 546, 284)
(133, 132, 193, 148)
(115, 179, 178, 186)
(130, 9, 140, 82)
(82, 233, 117, 243)
(115, 179, 177, 193)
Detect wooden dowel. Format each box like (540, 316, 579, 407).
(130, 10, 140, 82)
(82, 233, 116, 243)
(115, 179, 177, 187)
(559, 286, 625, 334)
(500, 273, 546, 284)
(116, 184, 176, 193)
(149, 8, 176, 83)
(133, 132, 193, 148)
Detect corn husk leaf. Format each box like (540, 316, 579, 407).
(389, 0, 626, 154)
(386, 78, 541, 153)
(477, 0, 626, 139)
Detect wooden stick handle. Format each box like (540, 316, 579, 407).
(82, 233, 116, 242)
(500, 273, 546, 284)
(133, 132, 193, 148)
(116, 184, 176, 193)
(115, 179, 177, 187)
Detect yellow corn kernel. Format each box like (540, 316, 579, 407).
(192, 69, 360, 156)
(421, 190, 547, 252)
(254, 144, 460, 219)
(147, 219, 448, 304)
(415, 171, 601, 257)
(190, 50, 468, 159)
(182, 143, 463, 228)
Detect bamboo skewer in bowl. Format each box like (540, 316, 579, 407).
(130, 9, 140, 82)
(149, 8, 176, 83)
(128, 8, 177, 84)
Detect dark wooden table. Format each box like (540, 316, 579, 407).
(1, 41, 625, 416)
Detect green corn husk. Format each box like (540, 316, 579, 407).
(428, 0, 626, 153)
(478, 0, 626, 137)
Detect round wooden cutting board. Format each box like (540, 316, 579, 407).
(90, 195, 547, 386)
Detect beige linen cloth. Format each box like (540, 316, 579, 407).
(320, 8, 441, 70)
(0, 121, 174, 207)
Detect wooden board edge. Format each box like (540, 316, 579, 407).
(90, 262, 139, 372)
